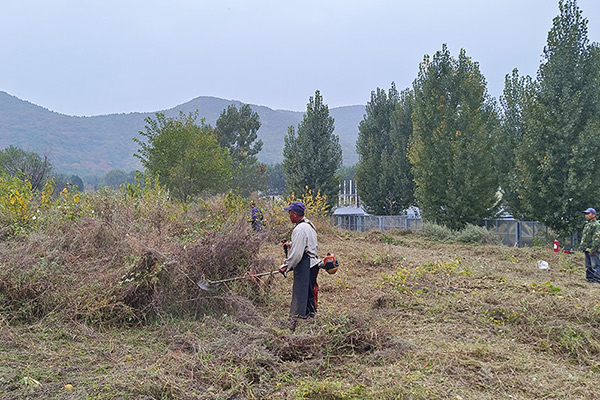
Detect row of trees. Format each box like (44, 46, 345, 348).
(133, 91, 344, 208)
(124, 0, 597, 238)
(501, 0, 600, 236)
(0, 95, 341, 204)
(134, 104, 270, 199)
(0, 145, 172, 193)
(355, 0, 599, 237)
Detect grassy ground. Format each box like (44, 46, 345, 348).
(2, 224, 600, 399)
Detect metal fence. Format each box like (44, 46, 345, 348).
(333, 214, 549, 248)
(333, 214, 424, 232)
(483, 219, 549, 247)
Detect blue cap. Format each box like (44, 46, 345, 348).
(583, 208, 597, 214)
(284, 201, 306, 215)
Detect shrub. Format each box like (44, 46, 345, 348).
(421, 222, 499, 245)
(456, 224, 499, 244)
(422, 222, 454, 242)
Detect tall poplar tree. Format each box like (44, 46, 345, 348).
(388, 90, 416, 213)
(409, 45, 499, 229)
(355, 84, 414, 214)
(356, 85, 397, 214)
(283, 90, 342, 209)
(495, 69, 533, 218)
(512, 0, 600, 236)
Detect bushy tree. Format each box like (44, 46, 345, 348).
(0, 145, 52, 191)
(409, 45, 499, 230)
(283, 90, 342, 209)
(214, 104, 267, 196)
(356, 84, 415, 214)
(134, 111, 232, 200)
(508, 0, 600, 236)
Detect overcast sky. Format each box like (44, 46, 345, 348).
(1, 0, 599, 116)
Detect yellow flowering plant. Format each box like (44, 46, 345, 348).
(0, 173, 34, 223)
(273, 186, 330, 223)
(40, 179, 55, 209)
(0, 173, 40, 235)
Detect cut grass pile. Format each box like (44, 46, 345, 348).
(1, 195, 600, 399)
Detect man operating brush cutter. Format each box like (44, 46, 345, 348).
(279, 201, 320, 328)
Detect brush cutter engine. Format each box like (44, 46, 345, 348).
(321, 253, 339, 275)
(282, 239, 339, 274)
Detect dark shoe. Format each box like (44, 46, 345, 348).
(280, 317, 297, 331)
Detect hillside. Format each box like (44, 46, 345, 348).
(0, 91, 364, 175)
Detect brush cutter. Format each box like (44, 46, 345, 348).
(197, 267, 285, 292)
(282, 239, 339, 274)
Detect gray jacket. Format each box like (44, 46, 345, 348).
(283, 219, 320, 271)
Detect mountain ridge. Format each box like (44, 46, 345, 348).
(0, 91, 364, 175)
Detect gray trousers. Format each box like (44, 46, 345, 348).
(585, 251, 600, 282)
(289, 253, 318, 318)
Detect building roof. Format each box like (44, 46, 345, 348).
(332, 206, 368, 216)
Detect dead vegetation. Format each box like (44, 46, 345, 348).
(1, 189, 600, 399)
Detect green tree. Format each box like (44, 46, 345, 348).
(214, 104, 267, 196)
(409, 45, 499, 230)
(134, 111, 232, 200)
(265, 163, 286, 196)
(355, 84, 415, 214)
(388, 90, 416, 213)
(511, 0, 600, 236)
(0, 145, 52, 191)
(337, 165, 355, 181)
(283, 90, 342, 208)
(495, 69, 533, 218)
(355, 84, 399, 214)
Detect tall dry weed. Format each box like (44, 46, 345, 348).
(0, 183, 275, 325)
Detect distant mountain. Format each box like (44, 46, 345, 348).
(0, 91, 365, 175)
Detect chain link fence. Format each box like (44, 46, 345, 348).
(333, 214, 423, 232)
(483, 219, 550, 247)
(333, 214, 552, 248)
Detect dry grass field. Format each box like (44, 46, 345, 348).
(1, 192, 599, 399)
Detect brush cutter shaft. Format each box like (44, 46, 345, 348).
(197, 267, 286, 291)
(208, 270, 279, 284)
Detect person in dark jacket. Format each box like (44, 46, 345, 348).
(578, 208, 600, 283)
(250, 202, 263, 232)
